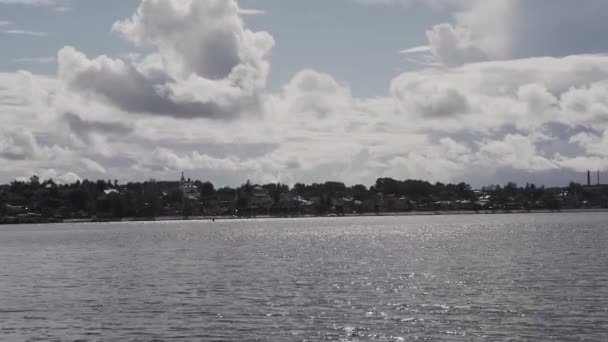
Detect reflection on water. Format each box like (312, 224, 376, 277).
(1, 213, 608, 341)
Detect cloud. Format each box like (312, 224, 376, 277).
(477, 134, 557, 172)
(277, 69, 354, 119)
(139, 147, 244, 172)
(390, 54, 608, 133)
(32, 169, 82, 184)
(393, 80, 470, 118)
(81, 158, 107, 174)
(568, 130, 608, 158)
(10, 49, 608, 186)
(517, 84, 558, 115)
(59, 0, 274, 119)
(400, 45, 431, 54)
(3, 0, 608, 187)
(0, 0, 71, 11)
(13, 56, 56, 64)
(403, 0, 608, 66)
(64, 112, 132, 142)
(354, 0, 462, 9)
(237, 8, 266, 16)
(259, 53, 608, 184)
(423, 23, 486, 66)
(2, 29, 48, 36)
(0, 0, 54, 4)
(0, 19, 49, 40)
(0, 130, 39, 160)
(553, 155, 608, 173)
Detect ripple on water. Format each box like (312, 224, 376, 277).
(1, 214, 608, 340)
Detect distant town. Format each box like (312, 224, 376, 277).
(1, 171, 608, 224)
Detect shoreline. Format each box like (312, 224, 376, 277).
(3, 208, 608, 225)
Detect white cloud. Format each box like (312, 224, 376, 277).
(554, 155, 608, 174)
(0, 0, 54, 4)
(59, 0, 274, 119)
(568, 130, 608, 158)
(13, 56, 56, 64)
(390, 54, 608, 133)
(424, 23, 486, 66)
(32, 169, 82, 184)
(355, 0, 462, 9)
(81, 158, 107, 174)
(140, 148, 244, 172)
(2, 29, 48, 36)
(0, 130, 39, 160)
(6, 52, 608, 186)
(403, 0, 608, 66)
(3, 0, 608, 186)
(0, 0, 71, 11)
(477, 134, 557, 172)
(237, 8, 266, 16)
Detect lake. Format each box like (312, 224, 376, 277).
(1, 213, 608, 341)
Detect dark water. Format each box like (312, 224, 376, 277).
(1, 214, 608, 341)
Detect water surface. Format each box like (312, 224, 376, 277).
(1, 213, 608, 341)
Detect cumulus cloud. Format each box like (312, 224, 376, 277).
(64, 112, 132, 138)
(0, 130, 39, 160)
(568, 130, 608, 158)
(139, 147, 244, 173)
(0, 127, 74, 163)
(63, 112, 133, 156)
(258, 53, 608, 184)
(554, 155, 608, 173)
(278, 69, 353, 119)
(477, 134, 557, 172)
(59, 0, 274, 119)
(392, 80, 470, 118)
(31, 169, 82, 184)
(390, 54, 608, 133)
(3, 0, 608, 187)
(405, 0, 608, 66)
(9, 51, 608, 186)
(428, 23, 486, 65)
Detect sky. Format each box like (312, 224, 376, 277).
(1, 0, 608, 187)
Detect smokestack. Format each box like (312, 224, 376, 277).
(588, 170, 591, 186)
(598, 171, 601, 186)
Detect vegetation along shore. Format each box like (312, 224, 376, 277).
(2, 173, 608, 225)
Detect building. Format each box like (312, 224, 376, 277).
(4, 205, 28, 216)
(179, 172, 199, 200)
(249, 186, 273, 208)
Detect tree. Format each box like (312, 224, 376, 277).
(68, 189, 89, 212)
(351, 184, 368, 200)
(29, 175, 40, 187)
(182, 198, 194, 218)
(110, 193, 125, 218)
(199, 182, 215, 198)
(244, 179, 253, 194)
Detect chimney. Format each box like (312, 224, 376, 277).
(588, 170, 591, 186)
(598, 171, 601, 186)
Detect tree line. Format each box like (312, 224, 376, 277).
(1, 175, 607, 223)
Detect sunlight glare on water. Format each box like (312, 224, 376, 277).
(1, 213, 608, 341)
